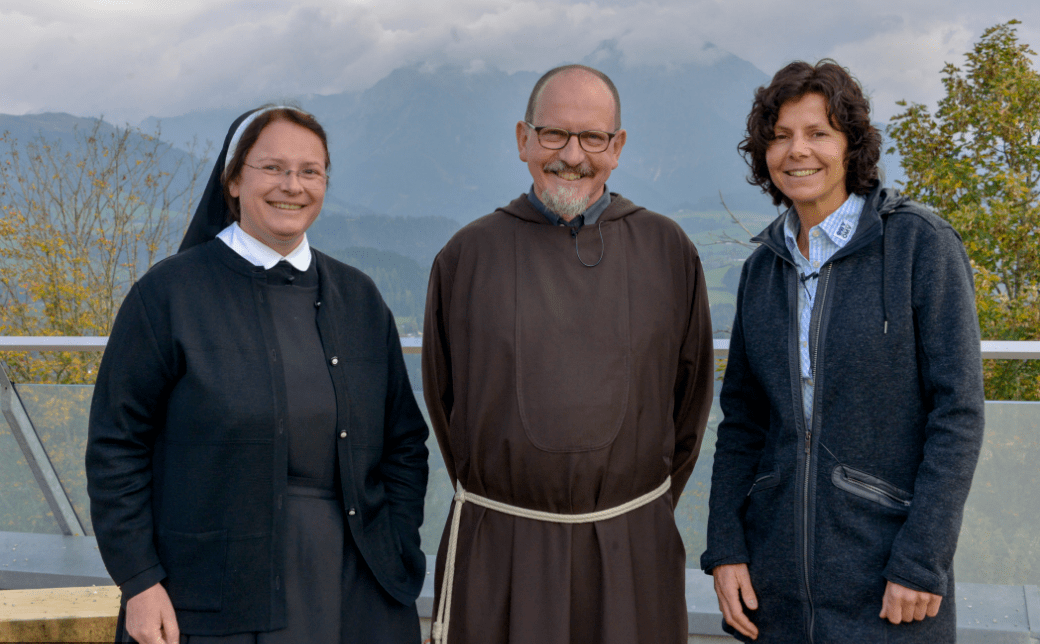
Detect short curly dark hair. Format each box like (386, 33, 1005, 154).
(739, 59, 880, 208)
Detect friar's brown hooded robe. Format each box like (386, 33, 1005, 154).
(422, 193, 714, 644)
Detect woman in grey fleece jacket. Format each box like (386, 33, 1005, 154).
(701, 60, 985, 643)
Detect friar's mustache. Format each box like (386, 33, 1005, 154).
(542, 160, 594, 178)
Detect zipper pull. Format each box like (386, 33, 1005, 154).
(805, 430, 812, 454)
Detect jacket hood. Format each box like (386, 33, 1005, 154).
(751, 181, 912, 336)
(751, 182, 903, 263)
(497, 191, 645, 225)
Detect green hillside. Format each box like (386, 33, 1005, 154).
(324, 246, 429, 335)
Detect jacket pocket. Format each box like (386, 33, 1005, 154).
(831, 465, 912, 512)
(157, 528, 227, 612)
(747, 471, 781, 496)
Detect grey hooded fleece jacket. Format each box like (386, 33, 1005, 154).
(701, 184, 985, 643)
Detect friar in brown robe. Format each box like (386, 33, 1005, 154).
(422, 64, 715, 644)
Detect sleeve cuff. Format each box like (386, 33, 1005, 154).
(118, 563, 167, 600)
(700, 552, 750, 576)
(883, 557, 948, 596)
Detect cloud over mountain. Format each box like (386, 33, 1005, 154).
(3, 0, 1036, 124)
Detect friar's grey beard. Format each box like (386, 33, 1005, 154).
(541, 185, 591, 221)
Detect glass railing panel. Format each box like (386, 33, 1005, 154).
(413, 387, 1040, 586)
(15, 384, 94, 536)
(418, 403, 453, 557)
(403, 354, 454, 556)
(2, 355, 1035, 589)
(675, 401, 721, 569)
(0, 402, 61, 534)
(955, 400, 1040, 586)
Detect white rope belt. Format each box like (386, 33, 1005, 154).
(431, 476, 671, 644)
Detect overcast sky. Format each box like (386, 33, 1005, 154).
(2, 0, 1036, 125)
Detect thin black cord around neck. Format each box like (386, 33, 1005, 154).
(571, 221, 605, 267)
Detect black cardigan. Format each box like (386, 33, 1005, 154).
(86, 240, 429, 635)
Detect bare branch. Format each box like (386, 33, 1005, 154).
(704, 191, 759, 250)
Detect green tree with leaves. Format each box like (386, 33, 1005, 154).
(888, 20, 1040, 400)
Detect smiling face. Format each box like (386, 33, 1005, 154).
(228, 119, 327, 252)
(766, 92, 849, 223)
(516, 70, 626, 221)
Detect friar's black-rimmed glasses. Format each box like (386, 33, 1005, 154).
(524, 122, 618, 153)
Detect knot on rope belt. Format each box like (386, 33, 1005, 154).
(430, 476, 671, 644)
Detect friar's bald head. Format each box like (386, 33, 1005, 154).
(525, 64, 622, 130)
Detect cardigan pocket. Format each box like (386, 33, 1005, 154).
(831, 465, 912, 512)
(157, 528, 227, 611)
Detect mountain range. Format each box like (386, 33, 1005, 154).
(2, 42, 906, 335)
(142, 41, 779, 220)
(7, 41, 907, 226)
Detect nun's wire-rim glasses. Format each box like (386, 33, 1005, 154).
(242, 161, 328, 185)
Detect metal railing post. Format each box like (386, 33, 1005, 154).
(0, 361, 86, 536)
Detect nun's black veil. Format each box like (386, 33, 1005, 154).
(177, 109, 256, 253)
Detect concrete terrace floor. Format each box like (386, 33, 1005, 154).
(1, 547, 1038, 643)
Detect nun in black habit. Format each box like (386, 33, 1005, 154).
(86, 106, 430, 644)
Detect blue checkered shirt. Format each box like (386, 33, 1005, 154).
(783, 194, 866, 426)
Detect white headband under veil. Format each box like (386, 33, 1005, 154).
(223, 104, 299, 171)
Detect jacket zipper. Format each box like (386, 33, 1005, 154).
(802, 263, 832, 643)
